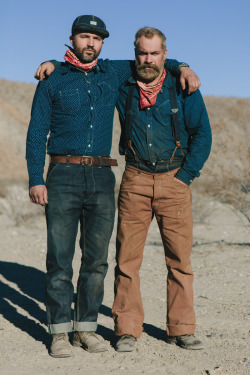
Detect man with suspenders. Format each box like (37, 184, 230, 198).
(112, 27, 212, 352)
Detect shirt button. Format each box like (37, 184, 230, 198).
(90, 107, 93, 110)
(88, 144, 91, 148)
(85, 72, 88, 76)
(88, 90, 91, 94)
(149, 143, 152, 147)
(90, 125, 93, 128)
(152, 163, 155, 166)
(148, 124, 151, 128)
(147, 108, 150, 110)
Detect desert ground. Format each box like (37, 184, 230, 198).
(0, 79, 249, 375)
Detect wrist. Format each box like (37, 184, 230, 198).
(178, 63, 189, 72)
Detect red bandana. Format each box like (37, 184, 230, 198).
(137, 69, 166, 109)
(64, 48, 98, 72)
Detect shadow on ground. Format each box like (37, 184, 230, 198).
(0, 262, 166, 350)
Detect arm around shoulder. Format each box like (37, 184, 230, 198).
(34, 60, 61, 81)
(165, 59, 201, 94)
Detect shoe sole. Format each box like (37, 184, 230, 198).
(73, 341, 108, 353)
(116, 347, 135, 352)
(177, 343, 204, 350)
(166, 337, 204, 350)
(50, 353, 72, 358)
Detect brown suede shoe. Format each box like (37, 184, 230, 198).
(73, 331, 108, 353)
(50, 333, 72, 358)
(166, 334, 204, 350)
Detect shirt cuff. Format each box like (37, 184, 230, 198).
(178, 63, 190, 71)
(174, 168, 195, 186)
(29, 176, 45, 189)
(49, 60, 61, 68)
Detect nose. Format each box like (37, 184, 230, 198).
(145, 54, 153, 64)
(87, 38, 94, 47)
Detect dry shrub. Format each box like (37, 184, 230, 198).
(198, 98, 250, 221)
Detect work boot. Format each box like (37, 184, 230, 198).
(115, 334, 136, 352)
(50, 333, 72, 358)
(73, 331, 108, 353)
(166, 334, 204, 350)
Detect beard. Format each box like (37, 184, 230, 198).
(136, 62, 164, 83)
(74, 46, 100, 63)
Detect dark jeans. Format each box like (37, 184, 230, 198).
(45, 163, 116, 334)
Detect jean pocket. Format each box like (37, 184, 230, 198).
(171, 175, 189, 191)
(46, 163, 61, 184)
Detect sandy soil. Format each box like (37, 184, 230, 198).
(0, 79, 249, 374)
(0, 188, 249, 375)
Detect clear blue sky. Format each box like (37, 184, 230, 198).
(1, 0, 249, 97)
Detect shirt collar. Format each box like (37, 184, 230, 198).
(62, 59, 106, 74)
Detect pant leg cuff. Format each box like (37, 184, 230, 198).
(73, 321, 97, 332)
(166, 324, 196, 336)
(115, 323, 143, 339)
(48, 322, 72, 334)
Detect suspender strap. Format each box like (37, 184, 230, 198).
(124, 84, 139, 161)
(168, 75, 185, 163)
(124, 84, 135, 142)
(168, 76, 181, 142)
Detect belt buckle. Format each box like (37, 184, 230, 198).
(81, 156, 92, 166)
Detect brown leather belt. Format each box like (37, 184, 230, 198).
(50, 155, 118, 167)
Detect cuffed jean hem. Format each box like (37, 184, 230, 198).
(48, 322, 72, 334)
(166, 323, 196, 337)
(73, 321, 98, 332)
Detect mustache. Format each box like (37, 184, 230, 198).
(83, 47, 96, 53)
(136, 63, 160, 73)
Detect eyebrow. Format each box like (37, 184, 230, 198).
(137, 50, 161, 54)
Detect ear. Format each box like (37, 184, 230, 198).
(69, 35, 74, 47)
(164, 49, 167, 60)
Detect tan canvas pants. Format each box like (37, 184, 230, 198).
(112, 165, 196, 338)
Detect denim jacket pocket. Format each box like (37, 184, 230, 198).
(155, 99, 184, 126)
(97, 81, 116, 107)
(59, 88, 81, 110)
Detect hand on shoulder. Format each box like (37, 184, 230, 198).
(179, 67, 201, 94)
(34, 62, 55, 81)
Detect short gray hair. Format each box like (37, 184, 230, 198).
(134, 27, 166, 51)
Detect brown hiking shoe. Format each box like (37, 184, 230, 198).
(166, 334, 204, 350)
(115, 335, 136, 352)
(73, 331, 108, 353)
(50, 333, 72, 358)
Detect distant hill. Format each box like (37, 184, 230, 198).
(0, 79, 249, 218)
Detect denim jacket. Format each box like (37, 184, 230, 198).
(117, 71, 212, 185)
